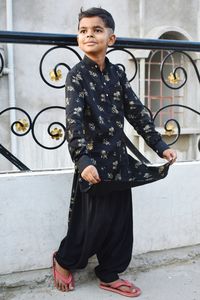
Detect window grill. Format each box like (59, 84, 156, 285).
(145, 50, 186, 127)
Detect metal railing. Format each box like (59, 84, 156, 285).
(0, 30, 200, 170)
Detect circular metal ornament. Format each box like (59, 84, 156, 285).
(39, 46, 82, 89)
(106, 48, 138, 82)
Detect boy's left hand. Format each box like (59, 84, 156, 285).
(162, 149, 177, 164)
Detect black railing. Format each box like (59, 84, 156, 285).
(0, 52, 4, 74)
(1, 31, 200, 51)
(0, 31, 200, 170)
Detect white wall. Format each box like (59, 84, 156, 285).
(1, 162, 200, 275)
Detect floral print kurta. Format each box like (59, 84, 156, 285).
(65, 55, 169, 196)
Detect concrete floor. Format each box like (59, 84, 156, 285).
(1, 257, 200, 300)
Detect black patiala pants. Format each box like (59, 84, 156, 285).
(55, 187, 133, 283)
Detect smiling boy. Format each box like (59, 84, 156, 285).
(52, 7, 177, 297)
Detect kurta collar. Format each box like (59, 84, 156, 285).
(83, 55, 110, 72)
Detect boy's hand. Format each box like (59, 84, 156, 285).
(162, 149, 177, 164)
(81, 165, 101, 184)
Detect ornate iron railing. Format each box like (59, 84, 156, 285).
(0, 31, 200, 170)
(0, 52, 4, 74)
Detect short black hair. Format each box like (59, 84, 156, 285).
(78, 7, 115, 32)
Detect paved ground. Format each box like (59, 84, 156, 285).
(1, 257, 200, 300)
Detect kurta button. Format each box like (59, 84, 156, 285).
(104, 82, 106, 85)
(106, 94, 109, 96)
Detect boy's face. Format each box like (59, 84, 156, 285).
(77, 16, 116, 57)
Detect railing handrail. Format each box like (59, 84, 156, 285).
(0, 30, 200, 52)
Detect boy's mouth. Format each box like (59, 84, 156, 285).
(85, 41, 97, 45)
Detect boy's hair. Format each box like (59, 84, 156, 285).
(78, 7, 115, 32)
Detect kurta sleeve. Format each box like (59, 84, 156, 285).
(65, 70, 93, 173)
(118, 69, 169, 157)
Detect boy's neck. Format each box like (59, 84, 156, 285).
(86, 54, 106, 72)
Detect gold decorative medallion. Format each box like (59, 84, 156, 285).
(50, 128, 63, 140)
(15, 119, 29, 132)
(49, 69, 62, 81)
(165, 122, 175, 136)
(168, 72, 180, 84)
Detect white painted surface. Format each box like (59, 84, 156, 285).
(133, 161, 200, 254)
(0, 169, 73, 274)
(1, 162, 200, 275)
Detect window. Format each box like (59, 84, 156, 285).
(145, 49, 186, 128)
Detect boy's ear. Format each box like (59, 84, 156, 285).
(108, 34, 116, 46)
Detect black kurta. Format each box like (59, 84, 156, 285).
(55, 55, 169, 282)
(65, 55, 169, 200)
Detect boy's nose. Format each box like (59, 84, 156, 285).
(87, 32, 94, 38)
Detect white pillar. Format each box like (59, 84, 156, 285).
(6, 0, 18, 169)
(139, 58, 145, 154)
(138, 0, 146, 154)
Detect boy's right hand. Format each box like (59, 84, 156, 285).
(81, 165, 101, 184)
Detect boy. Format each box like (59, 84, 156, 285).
(53, 7, 177, 297)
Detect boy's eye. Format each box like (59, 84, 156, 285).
(95, 28, 103, 32)
(79, 29, 86, 34)
(79, 28, 103, 34)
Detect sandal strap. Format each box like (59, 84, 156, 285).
(53, 252, 73, 286)
(54, 268, 73, 285)
(110, 279, 133, 289)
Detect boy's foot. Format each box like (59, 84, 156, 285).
(52, 253, 74, 292)
(100, 279, 141, 297)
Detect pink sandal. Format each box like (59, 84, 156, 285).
(100, 279, 141, 297)
(52, 252, 74, 291)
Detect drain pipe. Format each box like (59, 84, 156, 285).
(6, 0, 18, 167)
(139, 0, 145, 38)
